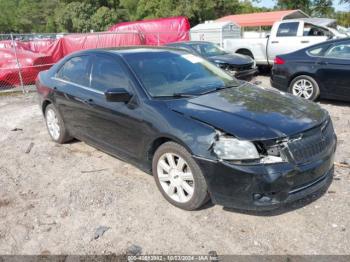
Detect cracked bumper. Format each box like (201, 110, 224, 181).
(194, 143, 335, 211)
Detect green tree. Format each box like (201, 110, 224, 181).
(276, 0, 312, 13)
(131, 0, 259, 26)
(1, 0, 59, 33)
(55, 2, 97, 32)
(91, 6, 125, 31)
(312, 0, 334, 17)
(120, 0, 139, 20)
(335, 11, 350, 26)
(0, 0, 18, 33)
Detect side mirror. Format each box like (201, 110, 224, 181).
(104, 88, 132, 103)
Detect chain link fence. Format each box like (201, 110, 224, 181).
(0, 31, 190, 93)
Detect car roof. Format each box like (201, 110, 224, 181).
(69, 46, 189, 57)
(280, 37, 350, 58)
(307, 37, 350, 49)
(166, 41, 213, 46)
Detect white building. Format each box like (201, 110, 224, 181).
(190, 21, 240, 47)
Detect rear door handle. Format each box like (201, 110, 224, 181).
(317, 61, 328, 65)
(301, 40, 310, 43)
(271, 41, 279, 44)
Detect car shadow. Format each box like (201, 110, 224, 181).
(65, 138, 80, 144)
(318, 99, 350, 107)
(197, 199, 216, 210)
(257, 65, 272, 76)
(221, 178, 332, 217)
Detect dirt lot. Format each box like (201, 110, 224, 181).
(0, 76, 349, 255)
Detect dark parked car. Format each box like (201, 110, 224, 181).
(165, 41, 258, 80)
(271, 38, 350, 101)
(36, 47, 336, 211)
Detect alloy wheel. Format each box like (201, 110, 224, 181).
(292, 79, 314, 99)
(46, 108, 60, 140)
(156, 153, 195, 203)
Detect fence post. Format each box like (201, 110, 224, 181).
(10, 33, 25, 93)
(96, 33, 100, 49)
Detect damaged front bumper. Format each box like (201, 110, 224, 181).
(193, 136, 336, 211)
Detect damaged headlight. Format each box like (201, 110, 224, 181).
(213, 133, 286, 164)
(213, 136, 259, 160)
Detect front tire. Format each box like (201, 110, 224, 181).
(289, 75, 320, 101)
(152, 142, 210, 210)
(45, 104, 72, 144)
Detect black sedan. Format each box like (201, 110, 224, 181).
(165, 41, 258, 80)
(271, 38, 350, 101)
(36, 47, 336, 211)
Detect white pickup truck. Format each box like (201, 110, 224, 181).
(224, 18, 347, 65)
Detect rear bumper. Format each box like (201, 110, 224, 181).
(270, 71, 289, 91)
(194, 140, 336, 211)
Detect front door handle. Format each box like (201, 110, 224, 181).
(301, 40, 310, 44)
(75, 97, 95, 106)
(85, 98, 95, 106)
(317, 61, 328, 65)
(271, 41, 279, 44)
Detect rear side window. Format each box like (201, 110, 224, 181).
(307, 45, 329, 56)
(57, 56, 91, 86)
(91, 55, 131, 92)
(276, 22, 299, 37)
(325, 42, 350, 59)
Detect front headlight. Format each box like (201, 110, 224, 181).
(252, 60, 256, 68)
(213, 136, 259, 160)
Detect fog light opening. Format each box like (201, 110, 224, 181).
(253, 193, 273, 203)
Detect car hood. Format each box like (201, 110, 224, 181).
(166, 83, 328, 140)
(208, 53, 253, 65)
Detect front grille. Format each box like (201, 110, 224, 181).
(287, 119, 335, 164)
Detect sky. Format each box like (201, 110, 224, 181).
(254, 0, 349, 11)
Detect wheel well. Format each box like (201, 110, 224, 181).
(147, 137, 173, 161)
(288, 73, 317, 87)
(147, 136, 195, 162)
(42, 100, 51, 114)
(236, 49, 254, 59)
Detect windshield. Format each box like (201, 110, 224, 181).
(193, 43, 228, 57)
(125, 50, 239, 97)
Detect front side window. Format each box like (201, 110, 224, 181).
(276, 22, 299, 37)
(303, 23, 328, 37)
(57, 56, 91, 87)
(125, 50, 239, 97)
(325, 42, 350, 59)
(91, 56, 130, 92)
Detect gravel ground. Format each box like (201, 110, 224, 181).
(0, 76, 349, 255)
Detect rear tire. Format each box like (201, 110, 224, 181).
(289, 75, 320, 101)
(45, 104, 72, 144)
(152, 142, 210, 210)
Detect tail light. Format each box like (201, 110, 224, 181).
(274, 56, 285, 65)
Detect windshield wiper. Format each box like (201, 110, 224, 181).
(172, 92, 197, 98)
(198, 85, 237, 95)
(152, 93, 197, 98)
